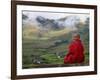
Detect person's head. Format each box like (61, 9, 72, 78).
(72, 33, 80, 40)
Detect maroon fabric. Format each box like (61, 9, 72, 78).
(64, 39, 84, 64)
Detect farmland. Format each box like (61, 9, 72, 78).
(22, 26, 89, 69)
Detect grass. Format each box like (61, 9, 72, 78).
(22, 39, 89, 69)
(22, 26, 89, 69)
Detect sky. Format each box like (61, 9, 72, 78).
(22, 11, 89, 21)
(22, 11, 90, 29)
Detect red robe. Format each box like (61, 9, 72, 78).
(64, 39, 84, 64)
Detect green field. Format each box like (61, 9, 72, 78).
(22, 26, 89, 69)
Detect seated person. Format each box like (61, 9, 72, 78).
(64, 34, 84, 64)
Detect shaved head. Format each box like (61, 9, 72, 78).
(72, 33, 80, 40)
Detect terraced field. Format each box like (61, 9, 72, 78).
(22, 26, 89, 69)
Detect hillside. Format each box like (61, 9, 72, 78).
(22, 15, 89, 69)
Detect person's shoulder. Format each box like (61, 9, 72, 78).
(70, 40, 76, 45)
(72, 39, 81, 44)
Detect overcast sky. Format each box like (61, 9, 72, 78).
(22, 11, 89, 21)
(22, 11, 90, 29)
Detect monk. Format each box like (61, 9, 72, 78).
(64, 34, 84, 64)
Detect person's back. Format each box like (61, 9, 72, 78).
(64, 34, 84, 64)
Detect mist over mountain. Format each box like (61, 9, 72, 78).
(22, 13, 89, 40)
(36, 15, 82, 31)
(22, 13, 87, 31)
